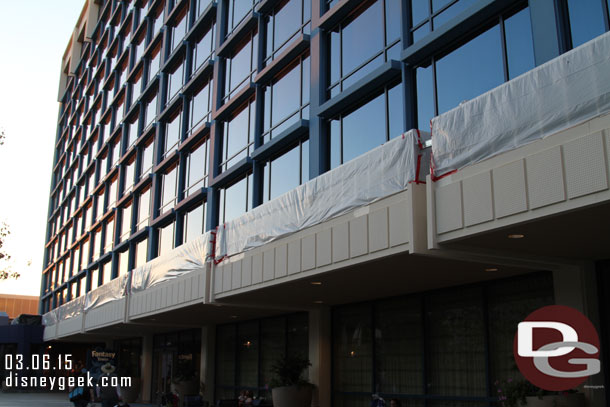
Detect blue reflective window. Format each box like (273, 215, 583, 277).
(184, 201, 206, 243)
(167, 60, 184, 103)
(220, 173, 253, 223)
(265, 0, 311, 63)
(504, 7, 535, 80)
(193, 21, 215, 74)
(224, 30, 258, 102)
(329, 82, 403, 168)
(567, 0, 607, 48)
(157, 221, 175, 257)
(222, 97, 256, 170)
(329, 0, 400, 96)
(419, 6, 535, 122)
(225, 0, 257, 34)
(161, 164, 178, 213)
(163, 110, 182, 156)
(189, 77, 213, 135)
(263, 53, 310, 142)
(184, 139, 208, 197)
(171, 9, 188, 52)
(262, 139, 309, 203)
(436, 25, 503, 114)
(410, 0, 477, 43)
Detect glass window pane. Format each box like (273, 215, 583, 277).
(165, 112, 181, 154)
(487, 273, 554, 384)
(436, 25, 503, 114)
(341, 1, 384, 77)
(433, 0, 477, 29)
(274, 0, 301, 51)
(158, 222, 174, 256)
(411, 0, 429, 26)
(385, 0, 401, 44)
(237, 322, 259, 388)
(216, 325, 236, 386)
(374, 297, 423, 394)
(427, 287, 486, 397)
(567, 0, 607, 48)
(223, 177, 248, 222)
(135, 238, 148, 268)
(162, 166, 178, 211)
(271, 62, 301, 130)
(333, 304, 372, 393)
(269, 145, 300, 201)
(261, 318, 286, 390)
(341, 92, 385, 163)
(388, 82, 404, 139)
(504, 7, 535, 80)
(184, 202, 205, 243)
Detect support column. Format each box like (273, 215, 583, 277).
(553, 265, 606, 406)
(309, 306, 331, 407)
(200, 325, 216, 404)
(141, 333, 154, 402)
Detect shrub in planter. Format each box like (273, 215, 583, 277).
(270, 354, 314, 407)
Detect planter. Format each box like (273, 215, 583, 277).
(272, 385, 313, 407)
(120, 377, 141, 403)
(172, 379, 199, 397)
(524, 393, 585, 407)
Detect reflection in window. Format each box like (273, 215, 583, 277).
(135, 238, 148, 268)
(264, 0, 311, 63)
(90, 267, 99, 291)
(120, 201, 132, 241)
(184, 140, 208, 197)
(263, 54, 310, 142)
(411, 0, 477, 42)
(104, 217, 115, 252)
(219, 173, 253, 223)
(329, 0, 400, 97)
(118, 249, 129, 276)
(184, 202, 206, 243)
(167, 60, 184, 103)
(221, 98, 255, 170)
(223, 29, 258, 102)
(149, 44, 162, 80)
(127, 115, 140, 148)
(330, 82, 403, 168)
(567, 0, 608, 48)
(189, 77, 213, 134)
(193, 21, 215, 73)
(123, 156, 135, 193)
(225, 0, 257, 34)
(262, 140, 309, 203)
(101, 260, 113, 285)
(416, 6, 535, 127)
(157, 222, 175, 257)
(140, 138, 155, 177)
(137, 187, 151, 229)
(164, 110, 182, 156)
(171, 8, 188, 52)
(161, 165, 178, 213)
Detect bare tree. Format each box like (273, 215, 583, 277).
(0, 129, 18, 280)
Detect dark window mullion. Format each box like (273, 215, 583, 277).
(499, 15, 509, 82)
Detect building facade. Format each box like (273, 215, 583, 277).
(40, 0, 610, 406)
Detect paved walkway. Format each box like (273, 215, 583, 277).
(0, 392, 156, 407)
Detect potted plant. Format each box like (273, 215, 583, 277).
(270, 353, 314, 407)
(495, 379, 585, 407)
(172, 358, 200, 398)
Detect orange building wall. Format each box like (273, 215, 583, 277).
(0, 294, 39, 319)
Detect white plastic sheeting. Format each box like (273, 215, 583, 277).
(60, 295, 86, 320)
(84, 273, 130, 311)
(215, 130, 429, 259)
(42, 309, 58, 327)
(431, 30, 610, 178)
(130, 232, 212, 292)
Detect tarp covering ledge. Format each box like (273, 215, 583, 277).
(84, 273, 129, 311)
(215, 130, 429, 259)
(42, 309, 58, 327)
(130, 232, 212, 293)
(58, 295, 86, 321)
(431, 30, 610, 177)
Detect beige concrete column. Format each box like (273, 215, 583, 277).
(140, 333, 154, 402)
(200, 325, 216, 404)
(309, 306, 331, 407)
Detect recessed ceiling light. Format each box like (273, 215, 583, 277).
(310, 281, 322, 285)
(313, 300, 324, 304)
(230, 315, 239, 319)
(485, 267, 499, 272)
(508, 234, 525, 239)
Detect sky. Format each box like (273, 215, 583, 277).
(0, 0, 86, 296)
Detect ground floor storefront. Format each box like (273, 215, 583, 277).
(46, 263, 607, 407)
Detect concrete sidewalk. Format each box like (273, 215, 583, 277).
(0, 392, 156, 407)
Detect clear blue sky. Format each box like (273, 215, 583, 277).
(0, 0, 85, 295)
